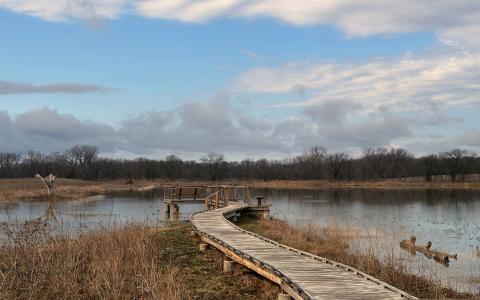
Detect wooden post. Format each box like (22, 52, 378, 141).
(278, 293, 291, 300)
(172, 204, 179, 222)
(223, 260, 234, 273)
(205, 197, 209, 210)
(178, 188, 182, 201)
(199, 243, 208, 252)
(194, 188, 197, 201)
(215, 192, 219, 208)
(225, 188, 229, 206)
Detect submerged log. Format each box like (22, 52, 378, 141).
(400, 236, 457, 266)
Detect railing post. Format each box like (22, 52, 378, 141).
(215, 192, 219, 208)
(205, 196, 209, 210)
(225, 187, 229, 206)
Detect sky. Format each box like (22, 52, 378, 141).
(1, 0, 480, 161)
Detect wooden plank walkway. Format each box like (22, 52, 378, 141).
(191, 202, 417, 300)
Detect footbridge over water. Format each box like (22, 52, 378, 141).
(168, 186, 417, 299)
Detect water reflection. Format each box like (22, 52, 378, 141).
(0, 191, 204, 236)
(253, 188, 480, 293)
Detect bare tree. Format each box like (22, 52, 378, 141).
(306, 146, 327, 179)
(200, 152, 226, 181)
(65, 145, 98, 179)
(255, 158, 270, 181)
(0, 152, 21, 178)
(164, 154, 183, 180)
(326, 152, 349, 180)
(362, 147, 389, 179)
(440, 149, 476, 182)
(388, 148, 414, 179)
(422, 154, 438, 182)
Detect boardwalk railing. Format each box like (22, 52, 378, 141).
(164, 185, 250, 205)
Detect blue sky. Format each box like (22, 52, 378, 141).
(1, 1, 480, 160)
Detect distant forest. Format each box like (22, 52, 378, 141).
(0, 145, 479, 182)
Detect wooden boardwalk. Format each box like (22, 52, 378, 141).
(191, 202, 417, 300)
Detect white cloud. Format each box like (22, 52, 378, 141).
(1, 1, 480, 47)
(135, 1, 480, 47)
(235, 52, 480, 112)
(0, 0, 129, 21)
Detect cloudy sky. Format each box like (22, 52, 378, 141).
(1, 1, 480, 160)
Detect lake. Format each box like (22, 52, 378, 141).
(1, 188, 479, 293)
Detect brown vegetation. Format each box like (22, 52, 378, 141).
(242, 178, 480, 190)
(0, 178, 158, 202)
(0, 222, 279, 299)
(238, 216, 476, 299)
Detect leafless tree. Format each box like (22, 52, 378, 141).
(255, 158, 270, 181)
(387, 148, 414, 179)
(362, 147, 389, 179)
(326, 152, 349, 180)
(440, 149, 476, 182)
(64, 145, 98, 179)
(306, 146, 327, 179)
(422, 154, 439, 182)
(0, 152, 21, 178)
(200, 152, 226, 181)
(164, 154, 183, 180)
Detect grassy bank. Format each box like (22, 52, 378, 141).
(237, 216, 475, 299)
(3, 177, 480, 203)
(0, 222, 279, 299)
(0, 178, 157, 202)
(243, 179, 480, 190)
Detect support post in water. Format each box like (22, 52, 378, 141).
(172, 204, 179, 221)
(256, 195, 263, 206)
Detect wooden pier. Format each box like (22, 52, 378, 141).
(163, 185, 251, 220)
(189, 187, 417, 300)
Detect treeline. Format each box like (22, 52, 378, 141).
(0, 145, 479, 182)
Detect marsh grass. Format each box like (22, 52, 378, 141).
(0, 220, 279, 299)
(238, 216, 476, 299)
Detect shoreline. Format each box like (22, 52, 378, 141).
(3, 177, 480, 203)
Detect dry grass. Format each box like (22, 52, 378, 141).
(0, 221, 280, 299)
(238, 216, 476, 299)
(0, 178, 159, 202)
(242, 179, 480, 190)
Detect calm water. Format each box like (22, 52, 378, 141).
(1, 188, 479, 293)
(0, 192, 203, 233)
(256, 188, 480, 293)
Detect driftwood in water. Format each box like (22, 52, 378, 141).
(400, 236, 457, 266)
